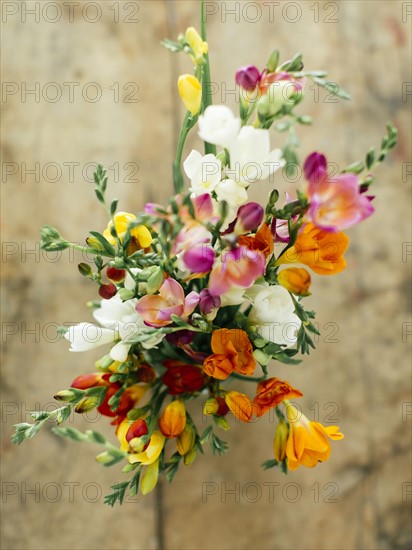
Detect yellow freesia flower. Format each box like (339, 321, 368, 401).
(273, 418, 289, 462)
(277, 267, 311, 296)
(285, 402, 344, 470)
(185, 26, 208, 64)
(129, 431, 165, 465)
(178, 75, 202, 115)
(176, 424, 196, 456)
(103, 212, 152, 249)
(140, 459, 159, 495)
(117, 418, 165, 465)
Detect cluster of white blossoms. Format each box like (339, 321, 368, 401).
(184, 106, 285, 224)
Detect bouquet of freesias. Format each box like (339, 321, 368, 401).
(12, 11, 397, 505)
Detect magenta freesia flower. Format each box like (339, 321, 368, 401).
(208, 246, 265, 296)
(199, 289, 221, 315)
(235, 202, 264, 234)
(235, 65, 261, 91)
(304, 152, 374, 232)
(183, 244, 215, 273)
(135, 278, 199, 328)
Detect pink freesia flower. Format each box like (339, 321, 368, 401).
(304, 152, 374, 232)
(183, 245, 215, 273)
(192, 193, 214, 220)
(208, 246, 265, 296)
(135, 278, 199, 327)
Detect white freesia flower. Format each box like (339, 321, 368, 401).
(219, 287, 246, 307)
(65, 323, 115, 352)
(214, 178, 248, 228)
(198, 105, 241, 148)
(227, 126, 285, 186)
(65, 295, 165, 361)
(215, 178, 248, 207)
(220, 281, 269, 307)
(124, 267, 141, 291)
(183, 150, 221, 195)
(248, 285, 301, 347)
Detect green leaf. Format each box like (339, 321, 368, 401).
(160, 38, 184, 53)
(52, 427, 86, 442)
(110, 199, 118, 216)
(95, 188, 105, 204)
(85, 430, 107, 445)
(267, 49, 280, 72)
(199, 425, 213, 445)
(310, 76, 351, 100)
(261, 458, 279, 470)
(278, 53, 303, 72)
(210, 432, 229, 456)
(104, 482, 129, 507)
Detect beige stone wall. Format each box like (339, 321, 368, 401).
(1, 1, 411, 549)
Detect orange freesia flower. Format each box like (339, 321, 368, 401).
(238, 222, 274, 258)
(285, 402, 344, 470)
(277, 267, 311, 296)
(159, 400, 187, 438)
(225, 391, 253, 423)
(276, 222, 349, 275)
(203, 328, 256, 380)
(253, 378, 303, 417)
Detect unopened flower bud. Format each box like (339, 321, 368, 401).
(183, 448, 197, 466)
(86, 236, 106, 252)
(118, 288, 135, 301)
(213, 416, 230, 431)
(176, 424, 196, 456)
(203, 397, 219, 416)
(147, 267, 164, 294)
(235, 202, 264, 234)
(159, 400, 186, 438)
(185, 26, 208, 65)
(98, 283, 117, 300)
(273, 418, 289, 462)
(54, 390, 76, 402)
(106, 266, 126, 283)
(78, 263, 92, 277)
(178, 74, 202, 115)
(126, 419, 148, 442)
(258, 81, 297, 117)
(95, 355, 114, 371)
(74, 395, 99, 414)
(235, 65, 261, 91)
(95, 451, 114, 464)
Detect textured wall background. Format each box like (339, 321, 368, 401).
(1, 1, 411, 549)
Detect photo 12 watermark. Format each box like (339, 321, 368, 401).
(1, 2, 140, 24)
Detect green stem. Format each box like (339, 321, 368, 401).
(201, 0, 216, 156)
(173, 112, 193, 194)
(68, 243, 113, 257)
(230, 372, 266, 383)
